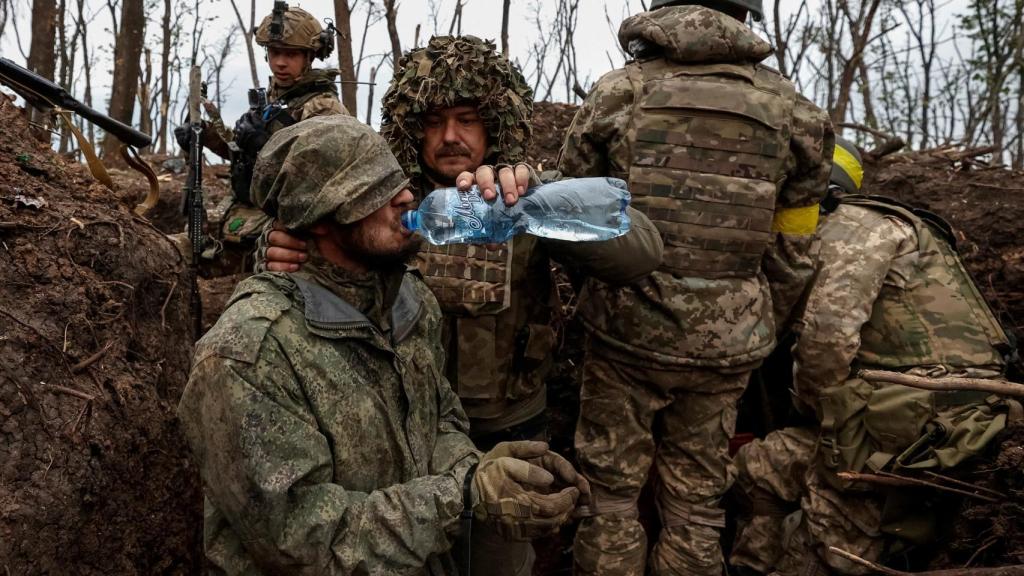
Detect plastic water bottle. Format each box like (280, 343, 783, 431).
(401, 177, 632, 245)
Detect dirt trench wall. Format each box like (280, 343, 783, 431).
(0, 96, 201, 573)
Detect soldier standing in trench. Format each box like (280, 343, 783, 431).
(260, 36, 664, 575)
(179, 3, 348, 271)
(555, 0, 834, 573)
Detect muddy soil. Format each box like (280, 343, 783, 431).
(0, 95, 201, 573)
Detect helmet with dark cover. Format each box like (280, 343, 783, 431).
(252, 116, 409, 230)
(649, 0, 764, 21)
(254, 4, 332, 60)
(380, 35, 534, 186)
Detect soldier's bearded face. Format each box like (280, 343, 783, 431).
(336, 188, 421, 270)
(420, 105, 488, 184)
(267, 47, 310, 87)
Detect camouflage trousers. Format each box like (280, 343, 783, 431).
(730, 428, 888, 576)
(573, 341, 752, 576)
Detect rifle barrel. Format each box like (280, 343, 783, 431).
(0, 57, 152, 148)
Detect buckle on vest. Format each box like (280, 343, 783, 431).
(820, 436, 840, 468)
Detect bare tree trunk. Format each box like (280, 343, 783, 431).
(138, 47, 153, 152)
(365, 62, 379, 125)
(334, 0, 358, 116)
(157, 0, 171, 154)
(772, 0, 788, 76)
(228, 0, 260, 88)
(204, 29, 237, 110)
(856, 60, 878, 133)
(0, 0, 10, 40)
(831, 0, 884, 124)
(75, 0, 95, 145)
(355, 2, 377, 80)
(383, 0, 402, 72)
(101, 0, 146, 157)
(501, 0, 511, 56)
(27, 0, 59, 141)
(57, 0, 75, 153)
(1014, 2, 1024, 169)
(448, 0, 463, 35)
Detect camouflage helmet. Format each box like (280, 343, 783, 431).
(252, 115, 409, 230)
(831, 136, 864, 196)
(649, 0, 764, 21)
(254, 3, 333, 60)
(380, 35, 533, 185)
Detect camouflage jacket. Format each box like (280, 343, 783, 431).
(557, 6, 833, 367)
(792, 197, 1011, 408)
(178, 256, 478, 575)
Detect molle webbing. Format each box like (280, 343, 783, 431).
(415, 241, 513, 315)
(625, 60, 794, 279)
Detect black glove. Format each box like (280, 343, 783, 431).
(174, 125, 191, 152)
(233, 109, 270, 156)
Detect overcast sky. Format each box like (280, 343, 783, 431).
(1, 0, 970, 149)
(2, 0, 649, 136)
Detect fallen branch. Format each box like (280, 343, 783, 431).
(836, 471, 999, 502)
(828, 547, 1024, 575)
(839, 122, 897, 143)
(921, 470, 1005, 499)
(46, 383, 95, 402)
(159, 279, 178, 329)
(858, 369, 1024, 398)
(70, 341, 113, 374)
(970, 182, 1024, 191)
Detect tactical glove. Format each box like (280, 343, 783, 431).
(233, 109, 270, 156)
(471, 441, 589, 540)
(173, 125, 192, 152)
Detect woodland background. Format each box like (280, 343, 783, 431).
(1, 0, 1023, 167)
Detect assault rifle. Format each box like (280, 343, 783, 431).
(185, 66, 204, 340)
(0, 57, 151, 148)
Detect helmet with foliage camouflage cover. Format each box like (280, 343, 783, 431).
(252, 115, 409, 230)
(380, 35, 533, 185)
(254, 3, 333, 60)
(649, 0, 764, 21)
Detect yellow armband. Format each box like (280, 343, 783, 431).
(771, 204, 820, 235)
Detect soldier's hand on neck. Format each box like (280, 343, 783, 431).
(265, 219, 308, 272)
(457, 163, 532, 206)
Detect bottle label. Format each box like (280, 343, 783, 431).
(453, 189, 484, 231)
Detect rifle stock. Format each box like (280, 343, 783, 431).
(0, 57, 152, 148)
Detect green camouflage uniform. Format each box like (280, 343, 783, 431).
(179, 116, 480, 575)
(380, 36, 663, 576)
(731, 196, 1014, 576)
(556, 6, 834, 575)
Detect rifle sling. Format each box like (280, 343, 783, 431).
(120, 145, 161, 217)
(56, 109, 113, 189)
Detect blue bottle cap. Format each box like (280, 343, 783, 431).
(401, 210, 420, 231)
